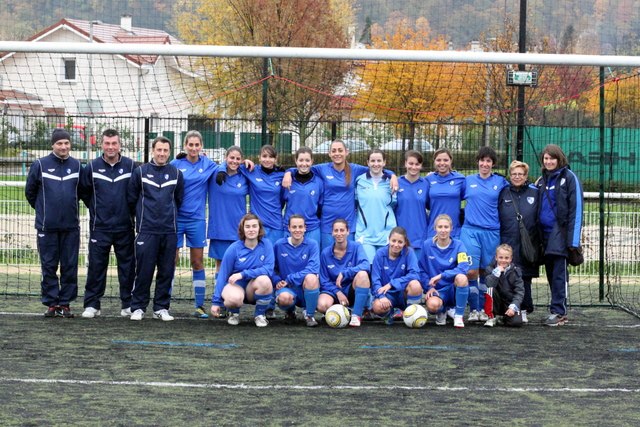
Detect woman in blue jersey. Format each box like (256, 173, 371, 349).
(241, 144, 285, 244)
(426, 148, 465, 239)
(317, 218, 371, 327)
(355, 149, 397, 263)
(210, 213, 274, 327)
(419, 214, 470, 328)
(460, 146, 508, 323)
(282, 147, 323, 245)
(283, 139, 397, 251)
(395, 150, 429, 259)
(370, 226, 422, 325)
(536, 145, 583, 327)
(272, 215, 321, 327)
(171, 130, 218, 318)
(208, 146, 249, 276)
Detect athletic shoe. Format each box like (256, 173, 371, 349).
(254, 314, 269, 327)
(467, 310, 480, 322)
(44, 306, 58, 317)
(446, 308, 456, 319)
(227, 313, 240, 326)
(120, 307, 132, 317)
(478, 310, 489, 322)
(435, 312, 447, 326)
(383, 312, 394, 326)
(544, 313, 568, 327)
(58, 306, 74, 318)
(521, 311, 528, 324)
(304, 314, 318, 327)
(153, 309, 174, 321)
(349, 314, 362, 327)
(284, 310, 297, 325)
(217, 307, 228, 319)
(362, 309, 377, 321)
(265, 309, 277, 320)
(392, 308, 403, 319)
(130, 309, 144, 321)
(193, 307, 209, 319)
(81, 307, 101, 318)
(453, 315, 464, 328)
(484, 317, 497, 328)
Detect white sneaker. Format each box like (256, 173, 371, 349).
(435, 312, 447, 326)
(254, 314, 269, 327)
(349, 314, 362, 327)
(446, 308, 456, 319)
(453, 315, 464, 328)
(467, 310, 480, 322)
(479, 309, 489, 321)
(130, 309, 144, 321)
(81, 307, 101, 318)
(521, 311, 528, 323)
(153, 309, 174, 321)
(227, 313, 240, 326)
(484, 317, 497, 327)
(120, 307, 132, 317)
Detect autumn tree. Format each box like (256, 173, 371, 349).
(174, 0, 353, 146)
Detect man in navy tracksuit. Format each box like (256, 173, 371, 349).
(25, 128, 83, 318)
(127, 136, 184, 321)
(80, 129, 137, 318)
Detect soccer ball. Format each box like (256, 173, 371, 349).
(325, 304, 351, 328)
(403, 304, 428, 328)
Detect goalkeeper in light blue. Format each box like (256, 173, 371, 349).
(419, 214, 471, 328)
(370, 227, 423, 325)
(272, 215, 321, 327)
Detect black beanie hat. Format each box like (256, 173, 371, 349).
(51, 128, 71, 145)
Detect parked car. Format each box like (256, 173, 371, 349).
(313, 138, 370, 154)
(9, 126, 86, 150)
(379, 138, 434, 153)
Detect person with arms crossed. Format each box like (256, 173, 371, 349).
(420, 214, 471, 328)
(272, 215, 321, 327)
(370, 227, 422, 325)
(127, 136, 184, 321)
(80, 128, 137, 318)
(171, 130, 218, 318)
(25, 128, 83, 318)
(426, 148, 465, 239)
(210, 214, 274, 327)
(317, 219, 371, 327)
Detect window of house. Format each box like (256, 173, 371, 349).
(62, 58, 76, 82)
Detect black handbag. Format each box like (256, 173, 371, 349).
(567, 246, 584, 266)
(508, 189, 540, 264)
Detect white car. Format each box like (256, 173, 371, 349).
(379, 139, 434, 152)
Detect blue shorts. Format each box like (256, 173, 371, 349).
(362, 244, 384, 265)
(208, 239, 234, 260)
(429, 283, 455, 310)
(374, 290, 406, 310)
(275, 287, 304, 308)
(176, 219, 207, 248)
(321, 282, 355, 305)
(460, 225, 499, 271)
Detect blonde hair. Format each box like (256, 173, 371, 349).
(509, 160, 529, 177)
(495, 243, 513, 256)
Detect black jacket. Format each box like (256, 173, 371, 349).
(485, 260, 525, 311)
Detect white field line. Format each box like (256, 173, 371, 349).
(0, 378, 639, 394)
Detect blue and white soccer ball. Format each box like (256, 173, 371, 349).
(325, 304, 351, 328)
(403, 304, 428, 328)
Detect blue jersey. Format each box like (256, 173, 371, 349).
(371, 246, 420, 297)
(426, 171, 465, 238)
(463, 173, 508, 230)
(212, 238, 275, 306)
(171, 155, 217, 221)
(319, 241, 369, 295)
(282, 171, 323, 231)
(419, 238, 470, 290)
(207, 166, 249, 241)
(311, 162, 369, 233)
(241, 165, 284, 230)
(355, 172, 397, 247)
(395, 175, 429, 249)
(272, 237, 320, 287)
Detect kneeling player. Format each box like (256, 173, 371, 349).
(317, 219, 371, 327)
(483, 244, 525, 327)
(419, 214, 470, 328)
(273, 215, 321, 327)
(370, 227, 422, 325)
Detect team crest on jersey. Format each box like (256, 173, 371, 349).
(198, 168, 203, 173)
(449, 257, 454, 263)
(347, 262, 353, 267)
(302, 254, 308, 260)
(275, 181, 281, 186)
(164, 174, 169, 180)
(450, 180, 455, 185)
(66, 168, 71, 174)
(309, 190, 314, 196)
(260, 255, 265, 261)
(118, 169, 123, 174)
(493, 185, 498, 190)
(417, 189, 422, 194)
(401, 263, 406, 270)
(236, 183, 242, 188)
(527, 197, 535, 204)
(239, 257, 247, 262)
(560, 178, 566, 186)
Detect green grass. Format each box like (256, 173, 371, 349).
(0, 299, 638, 425)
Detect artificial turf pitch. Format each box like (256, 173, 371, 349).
(0, 297, 639, 426)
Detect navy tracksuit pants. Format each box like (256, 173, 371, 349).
(83, 229, 135, 310)
(131, 232, 177, 312)
(545, 254, 568, 316)
(37, 229, 80, 307)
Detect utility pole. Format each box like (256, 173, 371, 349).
(516, 0, 527, 161)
